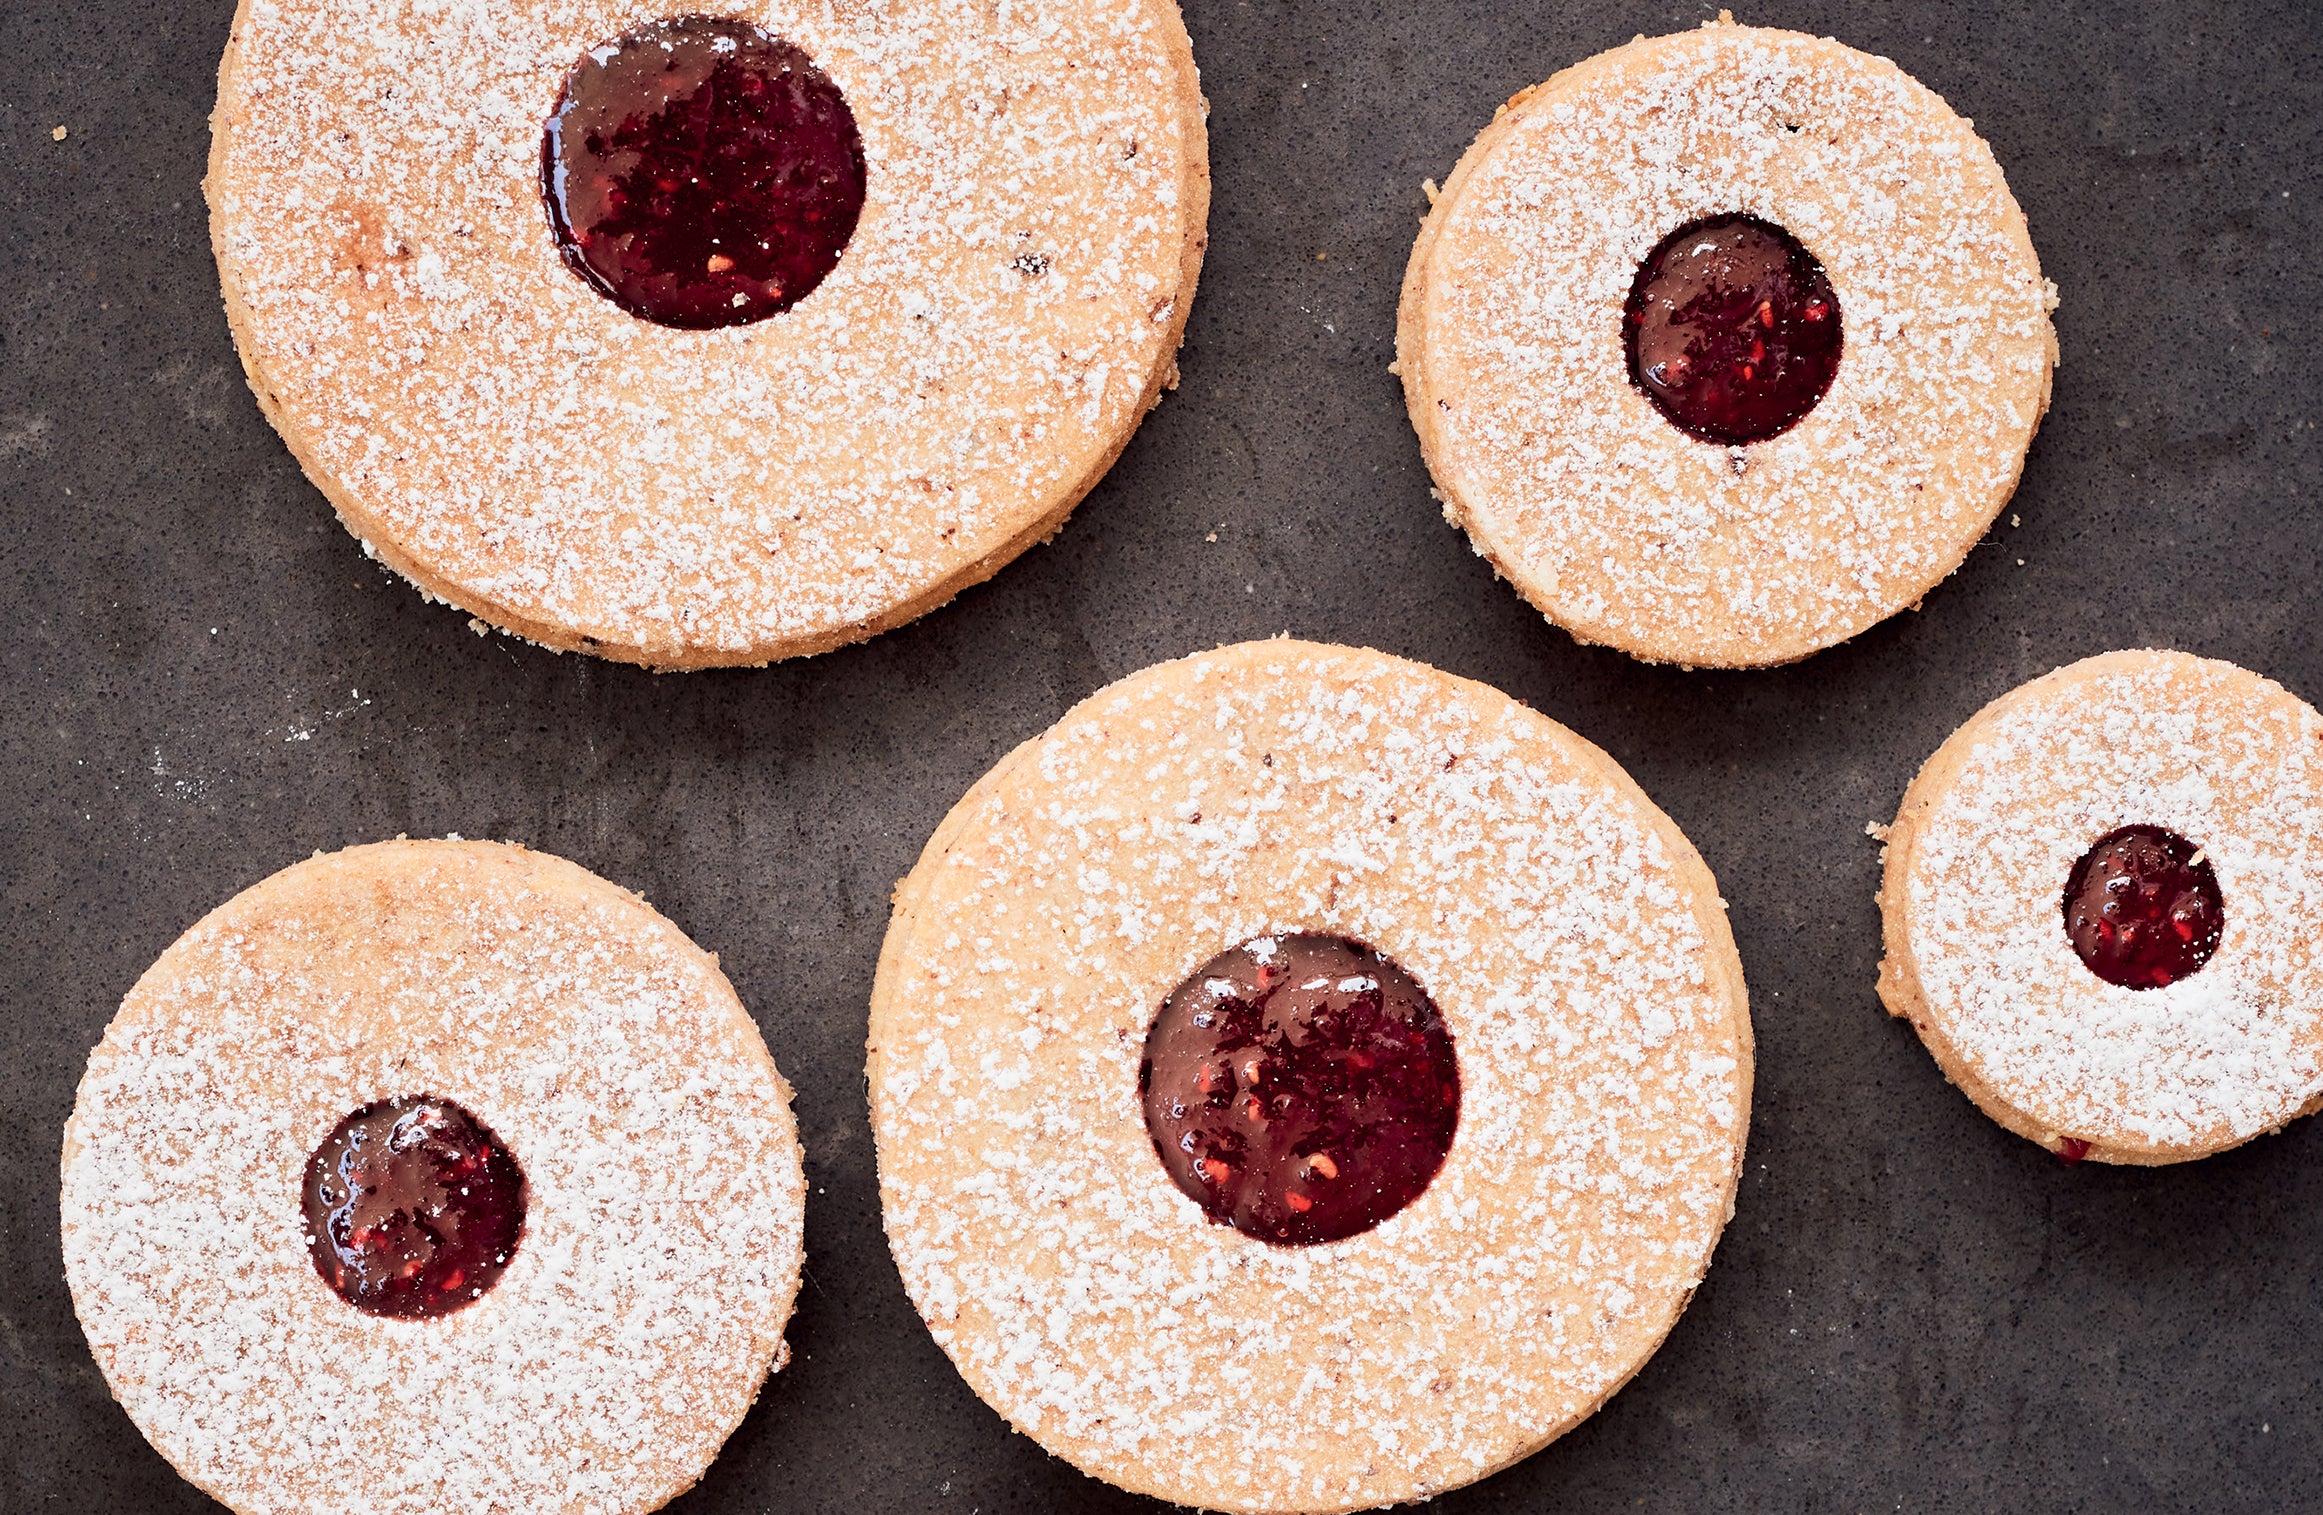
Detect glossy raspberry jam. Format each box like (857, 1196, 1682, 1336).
(2062, 825, 2224, 990)
(542, 14, 866, 329)
(301, 1095, 527, 1318)
(1140, 934, 1460, 1246)
(1622, 212, 1842, 446)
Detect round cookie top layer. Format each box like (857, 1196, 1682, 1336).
(60, 840, 806, 1515)
(869, 640, 1752, 1513)
(209, 0, 1209, 668)
(1397, 16, 2057, 668)
(1877, 652, 2323, 1164)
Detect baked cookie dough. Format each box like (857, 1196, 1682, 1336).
(1878, 651, 2323, 1164)
(869, 640, 1752, 1512)
(61, 840, 805, 1514)
(209, 0, 1209, 668)
(1397, 14, 2057, 667)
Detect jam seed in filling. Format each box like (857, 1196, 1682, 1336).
(301, 1095, 527, 1319)
(1623, 212, 1842, 446)
(2061, 824, 2224, 990)
(542, 14, 867, 330)
(1139, 934, 1459, 1246)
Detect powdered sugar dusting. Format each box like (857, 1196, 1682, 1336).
(1902, 654, 2323, 1150)
(61, 842, 805, 1515)
(210, 0, 1203, 663)
(869, 642, 1750, 1512)
(1402, 22, 2056, 665)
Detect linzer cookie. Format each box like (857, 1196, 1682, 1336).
(868, 640, 1753, 1512)
(1878, 651, 2323, 1165)
(1396, 14, 2058, 667)
(208, 0, 1209, 667)
(60, 840, 806, 1514)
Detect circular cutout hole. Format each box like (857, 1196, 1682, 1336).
(2061, 824, 2224, 990)
(1622, 212, 1842, 446)
(542, 14, 866, 330)
(301, 1095, 527, 1318)
(1139, 934, 1459, 1246)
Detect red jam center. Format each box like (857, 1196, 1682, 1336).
(1140, 934, 1460, 1246)
(542, 14, 866, 330)
(1622, 212, 1842, 446)
(301, 1096, 526, 1319)
(2062, 825, 2224, 990)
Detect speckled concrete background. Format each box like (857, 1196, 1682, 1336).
(5, 1, 2321, 1510)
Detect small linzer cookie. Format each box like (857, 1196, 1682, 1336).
(1397, 13, 2058, 667)
(208, 0, 1209, 668)
(1878, 651, 2323, 1165)
(868, 640, 1753, 1512)
(61, 840, 805, 1514)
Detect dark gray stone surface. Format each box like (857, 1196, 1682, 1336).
(5, 1, 2322, 1509)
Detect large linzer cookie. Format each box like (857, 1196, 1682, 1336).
(61, 840, 806, 1514)
(1878, 651, 2323, 1165)
(868, 640, 1753, 1512)
(208, 0, 1209, 668)
(1397, 14, 2058, 668)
